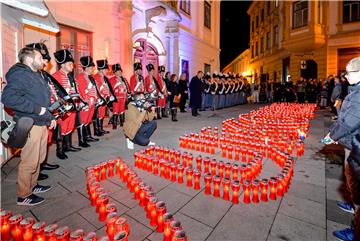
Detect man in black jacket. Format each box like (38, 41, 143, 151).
(2, 47, 56, 206)
(189, 71, 204, 116)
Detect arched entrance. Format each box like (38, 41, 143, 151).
(301, 59, 318, 80)
(133, 39, 159, 76)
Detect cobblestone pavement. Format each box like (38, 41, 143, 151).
(1, 104, 352, 241)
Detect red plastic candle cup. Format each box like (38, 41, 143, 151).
(177, 165, 184, 184)
(170, 221, 182, 239)
(148, 197, 158, 225)
(115, 217, 130, 236)
(150, 158, 158, 175)
(147, 157, 153, 172)
(1, 210, 12, 241)
(69, 229, 84, 241)
(234, 147, 240, 161)
(144, 191, 155, 212)
(186, 168, 194, 187)
(156, 201, 167, 233)
(163, 213, 174, 241)
(98, 236, 109, 241)
(164, 149, 170, 161)
(243, 180, 251, 204)
(175, 152, 181, 165)
(217, 161, 224, 179)
(204, 173, 212, 195)
(83, 232, 97, 241)
(32, 222, 46, 241)
(203, 158, 210, 173)
(260, 179, 269, 202)
(227, 145, 233, 159)
(44, 224, 58, 241)
(222, 178, 231, 201)
(240, 164, 247, 181)
(251, 179, 260, 203)
(159, 160, 166, 178)
(100, 162, 107, 181)
(9, 214, 24, 241)
(193, 170, 201, 190)
(221, 144, 227, 158)
(115, 159, 121, 174)
(187, 154, 193, 168)
(210, 159, 217, 177)
(232, 164, 239, 180)
(97, 193, 110, 221)
(131, 178, 140, 197)
(20, 217, 35, 241)
(225, 162, 232, 179)
(172, 230, 188, 241)
(196, 156, 202, 171)
(108, 160, 115, 177)
(181, 153, 187, 167)
(170, 150, 175, 163)
(165, 162, 172, 179)
(55, 226, 70, 241)
(106, 212, 119, 240)
(269, 177, 277, 200)
(113, 231, 128, 241)
(106, 203, 118, 218)
(170, 164, 177, 182)
(139, 185, 148, 207)
(231, 180, 241, 204)
(277, 175, 284, 197)
(213, 175, 221, 198)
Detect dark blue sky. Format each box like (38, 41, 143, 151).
(220, 1, 252, 70)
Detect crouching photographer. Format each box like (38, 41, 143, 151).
(123, 92, 157, 150)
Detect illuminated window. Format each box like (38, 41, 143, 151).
(293, 1, 308, 29)
(204, 1, 211, 29)
(180, 0, 190, 15)
(57, 25, 92, 74)
(204, 63, 211, 74)
(343, 1, 360, 23)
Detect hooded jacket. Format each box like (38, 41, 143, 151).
(2, 63, 53, 126)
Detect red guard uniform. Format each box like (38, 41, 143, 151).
(145, 75, 157, 94)
(77, 72, 97, 125)
(129, 74, 145, 93)
(109, 76, 128, 114)
(52, 70, 76, 135)
(93, 72, 110, 119)
(157, 75, 167, 107)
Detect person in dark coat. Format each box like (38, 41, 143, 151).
(168, 74, 180, 121)
(323, 57, 360, 241)
(178, 73, 188, 112)
(189, 71, 204, 116)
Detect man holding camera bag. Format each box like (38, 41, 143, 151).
(2, 47, 55, 206)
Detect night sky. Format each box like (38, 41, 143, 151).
(220, 1, 252, 70)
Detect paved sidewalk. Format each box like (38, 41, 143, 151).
(1, 104, 352, 241)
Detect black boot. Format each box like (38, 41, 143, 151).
(86, 125, 99, 142)
(77, 126, 91, 148)
(63, 133, 81, 152)
(108, 115, 114, 125)
(157, 107, 162, 119)
(112, 115, 118, 130)
(93, 119, 103, 137)
(56, 130, 68, 160)
(171, 108, 178, 122)
(119, 113, 124, 127)
(100, 119, 110, 134)
(161, 108, 169, 118)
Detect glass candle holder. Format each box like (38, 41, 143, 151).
(20, 217, 35, 241)
(164, 149, 170, 161)
(1, 210, 12, 241)
(222, 178, 231, 201)
(193, 170, 201, 190)
(204, 173, 212, 195)
(45, 224, 58, 241)
(187, 154, 193, 168)
(186, 168, 194, 188)
(177, 165, 184, 184)
(260, 179, 269, 202)
(153, 158, 159, 175)
(213, 175, 221, 198)
(105, 203, 117, 218)
(32, 222, 46, 241)
(227, 145, 233, 160)
(217, 161, 224, 179)
(175, 152, 181, 165)
(156, 201, 167, 233)
(210, 160, 217, 177)
(231, 180, 241, 204)
(196, 156, 202, 171)
(163, 213, 174, 241)
(171, 164, 177, 182)
(243, 180, 251, 204)
(83, 232, 97, 241)
(165, 162, 171, 180)
(234, 147, 240, 161)
(139, 185, 148, 207)
(160, 160, 166, 178)
(225, 163, 232, 179)
(252, 179, 260, 203)
(69, 229, 84, 241)
(9, 214, 24, 241)
(240, 164, 247, 182)
(115, 217, 130, 236)
(96, 193, 109, 221)
(232, 164, 239, 180)
(148, 197, 158, 226)
(106, 212, 119, 240)
(269, 177, 277, 200)
(203, 158, 210, 173)
(170, 221, 182, 240)
(108, 160, 115, 177)
(100, 162, 107, 181)
(277, 175, 284, 197)
(221, 144, 227, 158)
(113, 231, 128, 241)
(147, 157, 153, 173)
(55, 226, 70, 241)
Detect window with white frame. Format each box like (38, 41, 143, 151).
(204, 1, 211, 29)
(343, 1, 360, 23)
(293, 1, 308, 29)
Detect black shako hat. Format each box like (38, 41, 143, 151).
(96, 59, 109, 70)
(112, 63, 122, 73)
(146, 63, 155, 72)
(158, 65, 165, 73)
(54, 49, 74, 64)
(80, 56, 95, 68)
(26, 42, 51, 61)
(134, 62, 142, 71)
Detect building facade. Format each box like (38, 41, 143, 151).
(0, 0, 220, 163)
(223, 0, 360, 83)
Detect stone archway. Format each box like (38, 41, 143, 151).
(133, 39, 159, 76)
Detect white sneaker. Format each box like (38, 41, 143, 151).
(148, 141, 156, 146)
(126, 138, 134, 150)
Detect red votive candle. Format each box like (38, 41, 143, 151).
(222, 178, 231, 201)
(1, 210, 12, 241)
(170, 221, 182, 239)
(105, 203, 118, 218)
(174, 164, 182, 183)
(252, 179, 260, 203)
(32, 222, 46, 241)
(44, 224, 58, 241)
(240, 164, 247, 181)
(108, 160, 115, 177)
(55, 226, 70, 241)
(113, 231, 128, 241)
(234, 147, 240, 161)
(232, 164, 239, 180)
(148, 197, 158, 225)
(210, 159, 217, 177)
(170, 164, 177, 182)
(139, 185, 148, 207)
(106, 212, 118, 240)
(175, 151, 181, 165)
(83, 232, 97, 241)
(115, 217, 130, 236)
(9, 214, 23, 241)
(160, 160, 166, 178)
(165, 162, 171, 179)
(213, 175, 221, 198)
(164, 149, 170, 161)
(186, 168, 194, 187)
(170, 150, 175, 163)
(147, 157, 153, 172)
(227, 145, 233, 159)
(260, 179, 269, 202)
(243, 180, 251, 204)
(204, 173, 212, 195)
(163, 213, 174, 241)
(196, 156, 202, 171)
(156, 201, 167, 233)
(221, 144, 227, 158)
(100, 162, 107, 181)
(203, 158, 210, 173)
(20, 217, 35, 241)
(277, 175, 284, 197)
(225, 163, 232, 179)
(172, 230, 188, 241)
(152, 158, 159, 175)
(231, 180, 241, 204)
(193, 170, 201, 190)
(269, 177, 277, 200)
(69, 229, 84, 241)
(187, 154, 193, 168)
(217, 161, 224, 179)
(97, 193, 109, 221)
